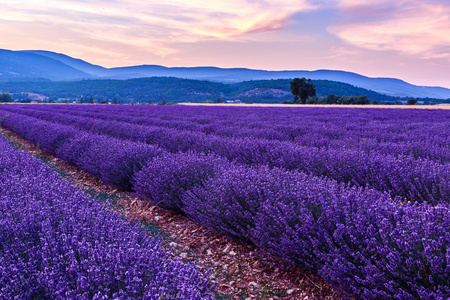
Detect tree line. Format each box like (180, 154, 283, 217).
(288, 78, 419, 105)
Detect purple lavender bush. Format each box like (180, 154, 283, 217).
(0, 136, 214, 299)
(182, 165, 311, 242)
(133, 151, 230, 212)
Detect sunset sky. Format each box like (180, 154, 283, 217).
(0, 0, 449, 88)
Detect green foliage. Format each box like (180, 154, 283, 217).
(290, 78, 316, 104)
(0, 77, 403, 104)
(407, 99, 417, 105)
(322, 94, 370, 105)
(372, 99, 379, 105)
(0, 93, 13, 103)
(306, 97, 316, 104)
(89, 95, 94, 104)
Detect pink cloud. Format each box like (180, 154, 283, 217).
(329, 0, 450, 59)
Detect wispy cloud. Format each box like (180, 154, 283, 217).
(0, 0, 315, 64)
(329, 0, 450, 59)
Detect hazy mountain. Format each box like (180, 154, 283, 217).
(0, 49, 93, 81)
(1, 49, 449, 99)
(23, 50, 110, 77)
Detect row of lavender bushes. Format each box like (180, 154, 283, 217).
(2, 107, 450, 204)
(0, 136, 214, 299)
(1, 109, 449, 298)
(5, 104, 450, 162)
(8, 104, 449, 147)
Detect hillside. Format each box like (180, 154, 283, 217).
(0, 77, 397, 104)
(1, 49, 449, 99)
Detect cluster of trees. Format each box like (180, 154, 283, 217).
(316, 94, 371, 105)
(0, 93, 13, 103)
(288, 78, 372, 105)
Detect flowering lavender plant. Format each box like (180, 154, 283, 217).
(0, 136, 214, 299)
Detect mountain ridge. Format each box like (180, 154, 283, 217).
(0, 49, 449, 99)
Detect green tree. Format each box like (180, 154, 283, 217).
(407, 99, 417, 105)
(326, 94, 338, 104)
(113, 97, 118, 104)
(290, 78, 316, 104)
(217, 97, 223, 103)
(80, 96, 84, 104)
(372, 99, 379, 105)
(161, 98, 167, 105)
(89, 95, 94, 104)
(0, 93, 13, 103)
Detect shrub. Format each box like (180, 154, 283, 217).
(133, 152, 230, 212)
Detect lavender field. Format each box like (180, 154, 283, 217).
(1, 104, 450, 299)
(0, 131, 214, 299)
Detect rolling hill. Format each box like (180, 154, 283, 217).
(0, 77, 397, 104)
(1, 49, 450, 99)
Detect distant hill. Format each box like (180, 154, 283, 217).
(0, 49, 92, 81)
(1, 49, 449, 99)
(0, 77, 396, 104)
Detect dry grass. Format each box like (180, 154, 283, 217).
(179, 103, 450, 109)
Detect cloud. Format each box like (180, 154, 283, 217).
(0, 0, 316, 65)
(0, 0, 314, 39)
(328, 0, 450, 59)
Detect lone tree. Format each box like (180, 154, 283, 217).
(89, 95, 94, 104)
(407, 99, 417, 105)
(113, 96, 119, 104)
(290, 78, 316, 104)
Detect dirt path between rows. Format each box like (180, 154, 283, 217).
(1, 127, 343, 300)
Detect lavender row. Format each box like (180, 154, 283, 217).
(2, 109, 449, 204)
(0, 136, 214, 299)
(1, 112, 166, 191)
(8, 104, 450, 155)
(132, 151, 450, 299)
(4, 104, 450, 164)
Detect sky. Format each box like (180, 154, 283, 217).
(0, 0, 449, 88)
